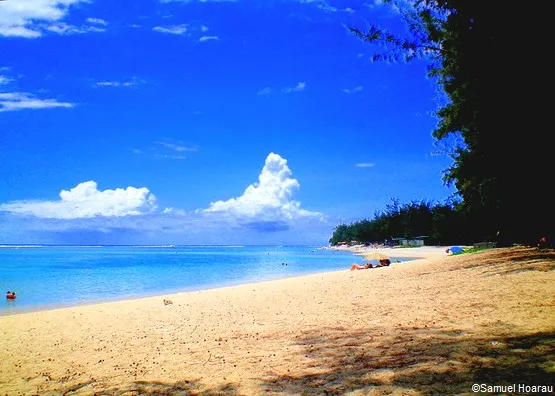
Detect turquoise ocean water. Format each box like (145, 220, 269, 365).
(0, 245, 411, 316)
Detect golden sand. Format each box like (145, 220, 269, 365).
(1, 246, 554, 395)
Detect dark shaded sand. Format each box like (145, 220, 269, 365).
(1, 246, 554, 395)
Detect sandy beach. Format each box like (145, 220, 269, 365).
(1, 246, 554, 395)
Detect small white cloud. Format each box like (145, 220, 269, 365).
(290, 0, 341, 12)
(96, 81, 120, 87)
(156, 141, 198, 152)
(317, 4, 337, 12)
(162, 207, 187, 215)
(95, 78, 144, 88)
(42, 22, 106, 35)
(0, 75, 13, 85)
(342, 86, 363, 94)
(43, 23, 72, 34)
(86, 26, 106, 33)
(256, 87, 272, 96)
(0, 26, 42, 38)
(200, 25, 209, 32)
(0, 92, 74, 112)
(364, 0, 399, 13)
(44, 23, 80, 34)
(133, 139, 198, 160)
(200, 153, 321, 231)
(86, 18, 108, 26)
(160, 0, 237, 2)
(154, 154, 187, 160)
(153, 24, 188, 35)
(283, 82, 306, 93)
(0, 181, 157, 219)
(355, 163, 375, 168)
(199, 35, 219, 42)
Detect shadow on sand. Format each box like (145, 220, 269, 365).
(462, 246, 555, 275)
(64, 378, 241, 395)
(260, 326, 555, 395)
(78, 327, 554, 395)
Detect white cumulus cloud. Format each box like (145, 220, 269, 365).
(0, 181, 157, 219)
(200, 153, 321, 231)
(0, 0, 92, 38)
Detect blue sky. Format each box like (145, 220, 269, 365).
(0, 0, 456, 246)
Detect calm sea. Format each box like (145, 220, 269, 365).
(0, 245, 388, 315)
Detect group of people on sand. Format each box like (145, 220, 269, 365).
(350, 258, 391, 271)
(6, 291, 16, 300)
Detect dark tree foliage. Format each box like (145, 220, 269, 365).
(329, 199, 471, 246)
(350, 1, 553, 247)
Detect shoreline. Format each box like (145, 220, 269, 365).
(325, 244, 452, 258)
(1, 246, 444, 317)
(0, 266, 350, 318)
(2, 245, 553, 394)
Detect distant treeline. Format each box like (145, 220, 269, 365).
(329, 199, 478, 247)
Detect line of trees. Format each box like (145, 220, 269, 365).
(329, 198, 471, 246)
(341, 0, 552, 247)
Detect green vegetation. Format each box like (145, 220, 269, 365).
(342, 0, 552, 247)
(329, 198, 470, 246)
(458, 246, 483, 255)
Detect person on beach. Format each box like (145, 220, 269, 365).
(377, 258, 391, 267)
(537, 236, 551, 251)
(6, 291, 16, 300)
(350, 263, 373, 271)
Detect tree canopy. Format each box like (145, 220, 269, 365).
(329, 198, 470, 246)
(350, 0, 552, 246)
